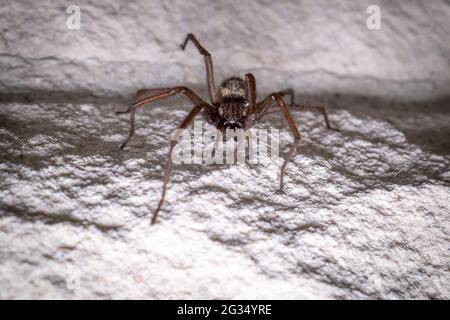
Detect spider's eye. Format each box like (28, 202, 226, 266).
(224, 122, 242, 131)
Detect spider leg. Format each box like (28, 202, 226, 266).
(288, 104, 339, 131)
(118, 86, 210, 149)
(261, 104, 339, 131)
(181, 33, 218, 105)
(259, 93, 301, 191)
(115, 88, 175, 115)
(279, 88, 295, 105)
(255, 89, 294, 121)
(244, 73, 257, 128)
(152, 104, 205, 224)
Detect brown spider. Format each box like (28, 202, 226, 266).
(116, 33, 339, 224)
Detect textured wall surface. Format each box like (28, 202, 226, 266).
(0, 0, 449, 299)
(1, 0, 450, 100)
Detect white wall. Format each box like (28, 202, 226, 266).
(0, 0, 449, 100)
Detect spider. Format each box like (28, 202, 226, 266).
(116, 33, 339, 224)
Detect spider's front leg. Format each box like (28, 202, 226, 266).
(257, 93, 339, 131)
(115, 88, 171, 115)
(180, 33, 218, 105)
(287, 104, 339, 131)
(116, 86, 209, 149)
(256, 89, 294, 121)
(152, 103, 206, 224)
(116, 85, 210, 224)
(257, 93, 301, 191)
(244, 73, 257, 129)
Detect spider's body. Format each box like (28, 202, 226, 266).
(207, 77, 249, 133)
(116, 33, 339, 224)
(219, 77, 246, 99)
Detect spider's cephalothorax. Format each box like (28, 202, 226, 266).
(116, 33, 339, 224)
(209, 77, 250, 133)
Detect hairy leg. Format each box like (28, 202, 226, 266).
(116, 88, 175, 115)
(289, 104, 339, 131)
(259, 93, 301, 191)
(244, 73, 257, 128)
(181, 33, 218, 105)
(262, 104, 339, 131)
(256, 89, 295, 121)
(117, 86, 210, 149)
(152, 104, 205, 224)
(279, 88, 295, 105)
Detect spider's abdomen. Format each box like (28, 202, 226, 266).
(219, 77, 246, 99)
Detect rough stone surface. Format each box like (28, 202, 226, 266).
(0, 0, 449, 299)
(1, 0, 450, 101)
